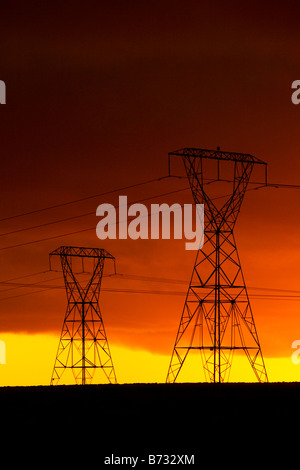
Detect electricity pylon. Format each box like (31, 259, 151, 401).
(50, 246, 117, 385)
(166, 148, 268, 383)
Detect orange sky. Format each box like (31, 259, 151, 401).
(1, 1, 300, 385)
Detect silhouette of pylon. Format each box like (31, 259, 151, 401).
(50, 246, 117, 385)
(166, 148, 268, 383)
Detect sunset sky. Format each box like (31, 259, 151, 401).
(1, 1, 300, 385)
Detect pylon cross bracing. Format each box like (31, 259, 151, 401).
(50, 246, 117, 385)
(166, 148, 268, 383)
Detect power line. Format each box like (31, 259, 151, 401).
(1, 175, 299, 251)
(0, 175, 169, 223)
(0, 270, 51, 283)
(1, 268, 300, 301)
(1, 284, 300, 302)
(0, 186, 191, 251)
(0, 182, 262, 251)
(0, 186, 190, 239)
(1, 176, 299, 231)
(0, 179, 278, 241)
(261, 182, 300, 190)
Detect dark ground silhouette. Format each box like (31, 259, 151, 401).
(1, 382, 297, 466)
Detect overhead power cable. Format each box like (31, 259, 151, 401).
(0, 181, 263, 252)
(0, 267, 300, 302)
(0, 285, 300, 302)
(0, 186, 190, 239)
(0, 175, 169, 223)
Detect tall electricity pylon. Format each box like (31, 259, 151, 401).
(166, 148, 268, 383)
(50, 246, 117, 385)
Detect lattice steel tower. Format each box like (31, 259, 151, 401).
(50, 246, 117, 385)
(166, 148, 268, 383)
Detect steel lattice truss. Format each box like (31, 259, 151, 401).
(166, 148, 268, 383)
(50, 246, 117, 385)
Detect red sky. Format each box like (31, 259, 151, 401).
(1, 1, 300, 382)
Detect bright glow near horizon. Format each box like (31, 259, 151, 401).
(0, 333, 298, 387)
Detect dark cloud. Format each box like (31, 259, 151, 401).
(0, 1, 300, 357)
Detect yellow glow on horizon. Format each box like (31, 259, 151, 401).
(0, 333, 299, 386)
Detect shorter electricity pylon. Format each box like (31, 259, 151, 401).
(50, 246, 117, 385)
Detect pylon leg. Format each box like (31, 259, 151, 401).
(166, 232, 268, 383)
